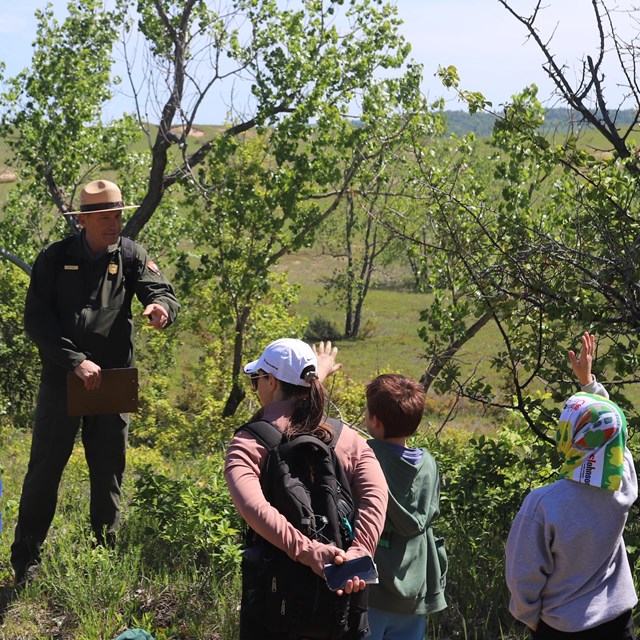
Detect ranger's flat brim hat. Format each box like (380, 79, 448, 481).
(63, 179, 139, 215)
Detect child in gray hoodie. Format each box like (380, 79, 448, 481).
(506, 332, 638, 639)
(365, 373, 447, 640)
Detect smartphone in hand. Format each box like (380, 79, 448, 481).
(323, 555, 378, 591)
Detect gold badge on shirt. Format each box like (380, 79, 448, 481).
(108, 263, 119, 275)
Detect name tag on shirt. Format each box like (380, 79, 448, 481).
(64, 265, 79, 270)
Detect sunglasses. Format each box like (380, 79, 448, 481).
(250, 371, 270, 390)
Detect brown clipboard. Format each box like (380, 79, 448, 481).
(67, 367, 139, 416)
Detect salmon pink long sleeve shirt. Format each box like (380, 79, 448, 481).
(225, 401, 388, 569)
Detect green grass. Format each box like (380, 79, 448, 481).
(277, 247, 429, 380)
(0, 425, 241, 640)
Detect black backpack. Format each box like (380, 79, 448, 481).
(237, 418, 369, 640)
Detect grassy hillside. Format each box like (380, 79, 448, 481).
(444, 107, 640, 137)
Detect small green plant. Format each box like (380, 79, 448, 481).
(129, 458, 243, 571)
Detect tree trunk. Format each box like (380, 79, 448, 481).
(222, 306, 251, 417)
(343, 192, 356, 338)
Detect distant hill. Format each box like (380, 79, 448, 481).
(443, 108, 638, 137)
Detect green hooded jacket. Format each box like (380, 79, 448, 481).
(367, 439, 447, 616)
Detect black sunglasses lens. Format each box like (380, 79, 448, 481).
(250, 373, 262, 389)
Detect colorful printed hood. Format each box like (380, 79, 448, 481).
(556, 392, 626, 491)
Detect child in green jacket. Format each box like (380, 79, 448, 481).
(365, 374, 447, 640)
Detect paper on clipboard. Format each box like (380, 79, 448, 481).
(67, 367, 139, 416)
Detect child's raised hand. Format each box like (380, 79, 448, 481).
(568, 331, 595, 387)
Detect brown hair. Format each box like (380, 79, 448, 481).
(279, 378, 332, 443)
(365, 374, 425, 438)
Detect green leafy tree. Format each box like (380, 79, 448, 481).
(315, 77, 442, 339)
(321, 189, 395, 339)
(180, 89, 425, 414)
(0, 0, 428, 420)
(117, 0, 420, 247)
(0, 0, 137, 268)
(1, 0, 418, 251)
(391, 0, 640, 440)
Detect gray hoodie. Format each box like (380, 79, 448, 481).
(505, 380, 638, 632)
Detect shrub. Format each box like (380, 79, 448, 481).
(416, 417, 555, 638)
(0, 263, 39, 428)
(304, 315, 342, 342)
(128, 456, 243, 572)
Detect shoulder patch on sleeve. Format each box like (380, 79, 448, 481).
(147, 260, 161, 276)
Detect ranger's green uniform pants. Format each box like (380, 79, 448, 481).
(11, 382, 129, 571)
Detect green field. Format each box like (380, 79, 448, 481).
(277, 249, 428, 378)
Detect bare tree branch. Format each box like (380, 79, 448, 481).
(0, 248, 32, 275)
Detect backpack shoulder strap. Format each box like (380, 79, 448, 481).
(120, 236, 141, 291)
(53, 234, 79, 270)
(53, 234, 140, 291)
(238, 417, 343, 451)
(237, 420, 284, 451)
(279, 433, 333, 457)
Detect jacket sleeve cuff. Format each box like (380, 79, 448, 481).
(67, 352, 87, 370)
(580, 376, 609, 399)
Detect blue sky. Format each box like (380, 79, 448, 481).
(0, 1, 634, 121)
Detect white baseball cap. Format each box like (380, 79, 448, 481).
(244, 338, 318, 387)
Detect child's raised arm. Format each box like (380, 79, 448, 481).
(568, 331, 595, 387)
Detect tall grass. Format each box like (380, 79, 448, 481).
(0, 425, 241, 639)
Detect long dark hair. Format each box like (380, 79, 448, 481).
(280, 375, 332, 443)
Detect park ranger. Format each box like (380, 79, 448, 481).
(11, 179, 180, 587)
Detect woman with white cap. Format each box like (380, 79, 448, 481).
(225, 338, 388, 639)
